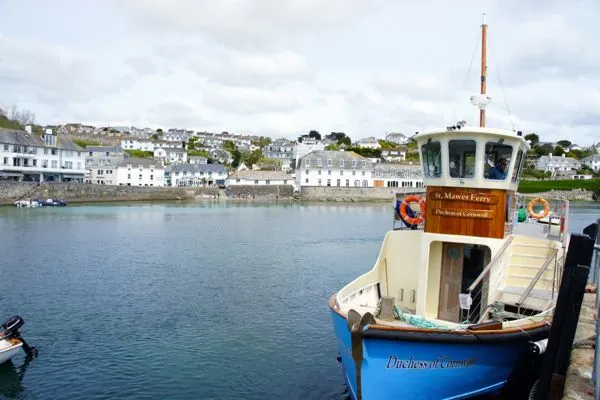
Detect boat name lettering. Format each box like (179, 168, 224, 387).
(430, 191, 498, 204)
(433, 208, 494, 219)
(385, 355, 476, 369)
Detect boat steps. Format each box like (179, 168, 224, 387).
(506, 272, 556, 285)
(511, 244, 560, 257)
(495, 291, 552, 314)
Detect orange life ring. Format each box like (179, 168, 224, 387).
(527, 197, 550, 219)
(399, 195, 426, 225)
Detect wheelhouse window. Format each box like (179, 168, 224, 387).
(421, 141, 442, 178)
(511, 149, 524, 183)
(484, 142, 513, 180)
(448, 140, 476, 178)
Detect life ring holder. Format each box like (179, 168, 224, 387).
(399, 195, 426, 225)
(527, 197, 551, 219)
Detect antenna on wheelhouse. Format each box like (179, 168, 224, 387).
(470, 13, 491, 127)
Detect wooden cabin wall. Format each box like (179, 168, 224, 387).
(424, 186, 512, 239)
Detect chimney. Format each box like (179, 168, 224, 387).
(562, 153, 566, 158)
(25, 125, 32, 134)
(549, 153, 552, 158)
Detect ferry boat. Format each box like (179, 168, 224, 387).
(329, 14, 569, 400)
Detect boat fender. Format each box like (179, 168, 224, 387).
(399, 195, 426, 226)
(1, 315, 38, 358)
(527, 198, 550, 219)
(529, 338, 548, 356)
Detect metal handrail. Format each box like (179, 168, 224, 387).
(515, 249, 558, 306)
(593, 244, 599, 396)
(467, 236, 514, 292)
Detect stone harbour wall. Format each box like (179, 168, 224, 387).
(300, 186, 426, 202)
(0, 182, 218, 205)
(225, 185, 294, 199)
(524, 189, 596, 201)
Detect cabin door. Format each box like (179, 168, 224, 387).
(438, 243, 464, 322)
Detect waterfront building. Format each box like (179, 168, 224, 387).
(355, 137, 381, 149)
(153, 147, 188, 165)
(116, 157, 165, 186)
(534, 153, 582, 175)
(263, 139, 295, 171)
(226, 170, 293, 186)
(581, 154, 600, 171)
(85, 146, 125, 185)
(0, 127, 86, 182)
(169, 163, 227, 187)
(296, 150, 372, 188)
(385, 132, 410, 145)
(189, 156, 208, 165)
(293, 139, 325, 169)
(372, 163, 423, 188)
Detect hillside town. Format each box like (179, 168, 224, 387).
(1, 118, 600, 192)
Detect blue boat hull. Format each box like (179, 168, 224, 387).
(331, 309, 548, 400)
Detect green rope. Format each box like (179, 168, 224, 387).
(393, 305, 450, 330)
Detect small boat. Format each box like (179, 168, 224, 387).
(13, 200, 42, 208)
(329, 14, 567, 399)
(0, 316, 37, 365)
(35, 198, 68, 207)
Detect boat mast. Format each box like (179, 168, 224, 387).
(479, 13, 487, 127)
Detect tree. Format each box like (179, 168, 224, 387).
(252, 136, 272, 147)
(326, 132, 352, 146)
(553, 146, 565, 156)
(0, 104, 36, 130)
(534, 144, 553, 156)
(156, 128, 163, 134)
(378, 139, 396, 149)
(308, 130, 321, 140)
(325, 143, 340, 151)
(524, 133, 539, 146)
(223, 140, 236, 152)
(557, 140, 571, 148)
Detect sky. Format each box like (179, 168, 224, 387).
(0, 0, 599, 144)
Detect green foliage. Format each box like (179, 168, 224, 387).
(522, 167, 552, 180)
(0, 114, 24, 130)
(568, 149, 592, 160)
(524, 133, 539, 145)
(557, 140, 571, 148)
(377, 140, 397, 149)
(326, 132, 351, 146)
(150, 133, 160, 140)
(346, 146, 381, 158)
(405, 152, 420, 161)
(406, 139, 417, 150)
(553, 146, 565, 156)
(223, 140, 236, 152)
(518, 179, 600, 193)
(298, 130, 322, 143)
(156, 128, 163, 133)
(188, 149, 209, 158)
(72, 139, 101, 149)
(125, 149, 154, 158)
(325, 144, 340, 151)
(252, 136, 272, 148)
(534, 144, 553, 157)
(228, 141, 263, 168)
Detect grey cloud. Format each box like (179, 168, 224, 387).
(145, 100, 208, 128)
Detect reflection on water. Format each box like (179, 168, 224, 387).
(0, 356, 34, 399)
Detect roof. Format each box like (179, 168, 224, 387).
(581, 154, 600, 162)
(118, 157, 162, 168)
(0, 128, 84, 151)
(415, 127, 529, 147)
(170, 163, 226, 173)
(228, 170, 292, 180)
(86, 146, 123, 153)
(300, 150, 370, 167)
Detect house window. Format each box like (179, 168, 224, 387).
(339, 159, 344, 168)
(305, 178, 309, 183)
(3, 144, 8, 151)
(362, 171, 365, 176)
(340, 170, 344, 176)
(266, 180, 270, 185)
(362, 180, 368, 187)
(327, 159, 332, 167)
(352, 170, 356, 176)
(88, 152, 93, 156)
(318, 179, 322, 186)
(318, 170, 321, 175)
(283, 180, 287, 184)
(305, 170, 308, 174)
(139, 174, 142, 179)
(327, 179, 331, 186)
(150, 175, 153, 180)
(345, 179, 350, 187)
(328, 170, 331, 175)
(362, 161, 366, 167)
(317, 159, 322, 167)
(51, 160, 57, 168)
(106, 152, 109, 156)
(127, 174, 131, 179)
(352, 160, 357, 168)
(336, 179, 341, 186)
(354, 180, 360, 187)
(236, 179, 241, 183)
(254, 180, 258, 184)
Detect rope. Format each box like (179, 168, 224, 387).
(450, 31, 481, 125)
(487, 39, 515, 130)
(573, 335, 596, 349)
(393, 305, 448, 329)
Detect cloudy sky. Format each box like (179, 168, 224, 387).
(0, 0, 598, 144)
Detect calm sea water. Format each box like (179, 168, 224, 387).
(0, 201, 598, 400)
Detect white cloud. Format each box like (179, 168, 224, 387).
(0, 0, 599, 145)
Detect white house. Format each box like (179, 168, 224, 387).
(263, 138, 295, 170)
(293, 139, 325, 169)
(226, 170, 293, 186)
(85, 145, 125, 185)
(169, 163, 227, 187)
(153, 147, 188, 165)
(581, 154, 600, 171)
(121, 138, 155, 152)
(116, 157, 164, 186)
(385, 132, 410, 145)
(189, 156, 208, 165)
(534, 153, 582, 175)
(381, 148, 407, 162)
(356, 137, 381, 149)
(296, 150, 372, 188)
(372, 163, 423, 189)
(0, 127, 86, 182)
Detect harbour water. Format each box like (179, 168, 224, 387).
(0, 201, 598, 400)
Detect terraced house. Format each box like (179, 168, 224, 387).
(296, 150, 372, 188)
(0, 127, 86, 182)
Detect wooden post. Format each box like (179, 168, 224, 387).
(534, 234, 595, 400)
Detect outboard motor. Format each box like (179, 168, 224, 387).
(1, 315, 38, 358)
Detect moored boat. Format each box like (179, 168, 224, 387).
(13, 200, 42, 208)
(329, 14, 568, 399)
(0, 316, 37, 365)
